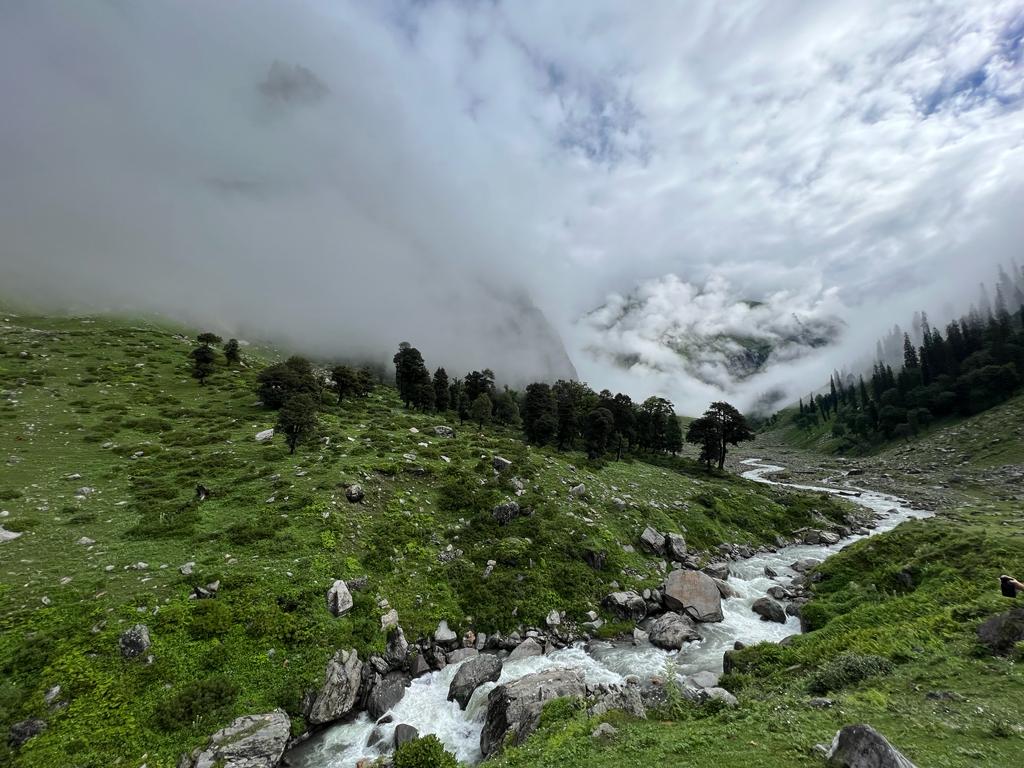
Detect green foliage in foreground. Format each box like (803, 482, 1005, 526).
(393, 735, 459, 768)
(495, 498, 1024, 768)
(0, 310, 853, 767)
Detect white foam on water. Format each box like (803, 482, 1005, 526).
(292, 458, 930, 767)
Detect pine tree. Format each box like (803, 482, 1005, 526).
(522, 383, 557, 444)
(190, 344, 217, 385)
(432, 368, 450, 412)
(223, 338, 241, 364)
(470, 393, 492, 429)
(583, 407, 615, 459)
(331, 365, 357, 403)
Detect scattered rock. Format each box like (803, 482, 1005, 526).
(8, 718, 46, 748)
(76, 536, 95, 546)
(393, 723, 419, 749)
(662, 570, 724, 622)
(446, 648, 478, 665)
(492, 456, 513, 473)
(448, 654, 502, 709)
(384, 626, 409, 667)
(1, 526, 23, 542)
(507, 637, 544, 661)
(481, 668, 587, 757)
(435, 620, 458, 646)
(184, 710, 290, 768)
(433, 426, 456, 438)
(752, 597, 787, 623)
(976, 608, 1024, 655)
(545, 610, 561, 627)
(603, 591, 647, 621)
(591, 722, 618, 739)
(825, 724, 917, 767)
(703, 561, 730, 580)
(569, 483, 586, 498)
(702, 687, 738, 708)
(685, 671, 719, 690)
(367, 672, 410, 720)
(665, 532, 687, 561)
(492, 501, 521, 525)
(179, 561, 195, 576)
(345, 485, 364, 503)
(255, 428, 274, 443)
(326, 580, 353, 617)
(118, 624, 151, 659)
(306, 649, 363, 726)
(648, 612, 701, 650)
(639, 526, 665, 555)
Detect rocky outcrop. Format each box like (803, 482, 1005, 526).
(118, 624, 151, 659)
(826, 724, 917, 767)
(185, 710, 290, 768)
(481, 668, 587, 757)
(639, 526, 665, 555)
(306, 649, 362, 726)
(492, 501, 521, 525)
(603, 591, 647, 621)
(448, 654, 503, 709)
(647, 612, 701, 650)
(384, 626, 408, 667)
(367, 671, 410, 720)
(976, 608, 1024, 655)
(326, 580, 353, 617)
(665, 533, 687, 561)
(752, 597, 786, 623)
(662, 570, 724, 622)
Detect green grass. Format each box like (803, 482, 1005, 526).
(0, 310, 855, 767)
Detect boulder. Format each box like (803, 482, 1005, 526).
(592, 722, 618, 739)
(306, 649, 362, 726)
(820, 531, 842, 545)
(480, 668, 587, 757)
(255, 428, 274, 443)
(752, 597, 786, 623)
(639, 526, 665, 555)
(367, 672, 410, 720)
(186, 710, 290, 768)
(345, 484, 364, 503)
(446, 648, 478, 665)
(433, 426, 456, 438)
(326, 580, 353, 617)
(8, 719, 46, 748)
(791, 558, 821, 573)
(492, 456, 513, 473)
(702, 687, 738, 708)
(685, 671, 719, 690)
(448, 653, 503, 709)
(602, 591, 647, 621)
(582, 549, 607, 571)
(665, 533, 687, 562)
(662, 570, 724, 622)
(648, 612, 701, 650)
(118, 624, 151, 659)
(492, 501, 521, 525)
(394, 723, 419, 748)
(976, 608, 1024, 655)
(507, 637, 543, 661)
(434, 620, 458, 646)
(713, 578, 739, 599)
(545, 610, 561, 627)
(384, 626, 408, 667)
(409, 653, 431, 678)
(825, 724, 917, 767)
(569, 483, 586, 498)
(703, 561, 730, 580)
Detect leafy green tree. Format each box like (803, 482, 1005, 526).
(393, 343, 429, 408)
(494, 388, 521, 426)
(432, 368, 450, 412)
(353, 366, 375, 397)
(331, 365, 357, 403)
(685, 415, 719, 469)
(686, 401, 753, 470)
(583, 407, 615, 459)
(223, 338, 241, 364)
(197, 332, 222, 347)
(394, 735, 458, 768)
(277, 394, 318, 454)
(257, 356, 319, 409)
(190, 344, 217, 385)
(470, 393, 492, 429)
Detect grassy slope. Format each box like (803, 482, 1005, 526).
(495, 403, 1024, 767)
(0, 311, 852, 768)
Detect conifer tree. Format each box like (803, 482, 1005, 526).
(223, 338, 241, 364)
(432, 368, 450, 412)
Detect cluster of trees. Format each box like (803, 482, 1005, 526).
(392, 342, 691, 461)
(254, 355, 377, 454)
(189, 333, 240, 385)
(791, 264, 1024, 445)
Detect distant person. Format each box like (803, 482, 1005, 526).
(1000, 575, 1024, 597)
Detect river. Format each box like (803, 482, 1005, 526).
(289, 458, 930, 767)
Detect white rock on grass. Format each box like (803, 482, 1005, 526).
(255, 428, 274, 443)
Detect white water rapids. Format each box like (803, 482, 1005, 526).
(289, 458, 930, 767)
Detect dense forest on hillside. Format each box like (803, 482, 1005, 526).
(776, 262, 1024, 450)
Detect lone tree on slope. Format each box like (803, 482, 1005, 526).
(277, 393, 319, 455)
(190, 344, 217, 385)
(223, 338, 241, 365)
(686, 401, 754, 471)
(331, 364, 357, 403)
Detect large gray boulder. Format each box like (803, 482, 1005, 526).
(384, 626, 408, 667)
(752, 597, 787, 623)
(602, 591, 647, 621)
(507, 637, 543, 661)
(492, 502, 521, 525)
(367, 671, 410, 720)
(186, 710, 291, 768)
(492, 456, 513, 473)
(306, 649, 362, 726)
(662, 570, 724, 622)
(448, 654, 503, 709)
(639, 526, 665, 555)
(826, 724, 917, 767)
(118, 624, 151, 659)
(976, 608, 1024, 655)
(666, 533, 687, 562)
(326, 580, 353, 617)
(481, 668, 587, 757)
(394, 723, 419, 748)
(647, 612, 701, 650)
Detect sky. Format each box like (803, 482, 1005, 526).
(1, 1, 1023, 413)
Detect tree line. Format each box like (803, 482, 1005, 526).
(788, 262, 1024, 447)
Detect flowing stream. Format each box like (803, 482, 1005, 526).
(290, 458, 930, 767)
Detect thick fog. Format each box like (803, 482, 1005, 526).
(2, 2, 1023, 411)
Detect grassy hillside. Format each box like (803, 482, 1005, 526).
(496, 402, 1024, 767)
(0, 311, 852, 768)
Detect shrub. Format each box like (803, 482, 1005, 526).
(808, 652, 893, 694)
(393, 735, 459, 768)
(189, 601, 234, 639)
(152, 676, 238, 731)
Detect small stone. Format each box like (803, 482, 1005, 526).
(591, 722, 618, 739)
(76, 536, 95, 546)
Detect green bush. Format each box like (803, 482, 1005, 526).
(189, 601, 234, 639)
(152, 676, 238, 731)
(808, 652, 893, 694)
(393, 735, 459, 768)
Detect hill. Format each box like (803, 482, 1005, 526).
(0, 310, 849, 768)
